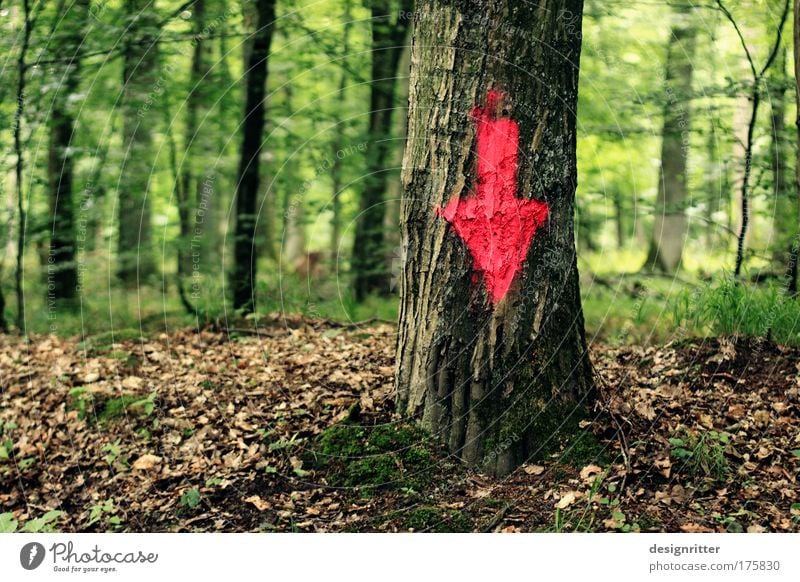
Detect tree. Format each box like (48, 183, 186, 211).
(396, 0, 593, 477)
(14, 0, 32, 332)
(351, 0, 411, 301)
(232, 0, 277, 312)
(645, 5, 696, 273)
(175, 0, 214, 313)
(717, 0, 790, 278)
(767, 47, 796, 276)
(47, 0, 90, 302)
(791, 0, 800, 293)
(118, 0, 160, 285)
(329, 0, 353, 259)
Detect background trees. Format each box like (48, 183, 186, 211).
(0, 0, 799, 347)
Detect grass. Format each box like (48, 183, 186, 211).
(669, 428, 730, 482)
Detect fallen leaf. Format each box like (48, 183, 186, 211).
(132, 454, 162, 471)
(244, 495, 270, 511)
(555, 491, 579, 509)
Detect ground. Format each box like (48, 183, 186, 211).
(1, 319, 799, 532)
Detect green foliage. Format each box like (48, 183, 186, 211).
(87, 499, 120, 530)
(180, 488, 202, 509)
(669, 428, 730, 481)
(0, 510, 65, 533)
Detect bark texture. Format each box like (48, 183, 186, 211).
(232, 0, 276, 311)
(646, 8, 696, 273)
(396, 0, 593, 477)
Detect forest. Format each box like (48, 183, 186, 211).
(1, 0, 799, 534)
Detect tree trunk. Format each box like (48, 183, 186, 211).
(790, 0, 800, 294)
(384, 31, 412, 291)
(175, 0, 212, 314)
(768, 48, 795, 271)
(118, 0, 159, 285)
(330, 0, 352, 261)
(282, 84, 305, 270)
(14, 0, 32, 333)
(396, 0, 593, 477)
(47, 0, 89, 303)
(351, 0, 412, 301)
(646, 7, 696, 273)
(232, 0, 276, 312)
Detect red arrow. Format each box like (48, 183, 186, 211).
(440, 89, 549, 304)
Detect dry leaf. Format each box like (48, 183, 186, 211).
(244, 495, 270, 511)
(132, 454, 162, 471)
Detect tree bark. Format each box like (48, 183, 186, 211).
(396, 0, 593, 477)
(646, 7, 696, 273)
(47, 0, 89, 303)
(118, 0, 159, 285)
(351, 0, 412, 300)
(232, 0, 276, 312)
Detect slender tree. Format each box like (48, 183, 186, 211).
(232, 0, 277, 311)
(329, 0, 352, 260)
(47, 0, 90, 302)
(717, 0, 790, 277)
(767, 48, 795, 274)
(14, 0, 32, 332)
(118, 0, 160, 285)
(645, 5, 696, 273)
(351, 0, 412, 300)
(396, 0, 593, 477)
(790, 0, 800, 293)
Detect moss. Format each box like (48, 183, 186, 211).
(402, 507, 473, 532)
(314, 422, 436, 492)
(557, 430, 609, 468)
(478, 382, 610, 474)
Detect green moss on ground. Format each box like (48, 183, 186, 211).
(314, 422, 436, 493)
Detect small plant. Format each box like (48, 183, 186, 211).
(1, 510, 65, 533)
(87, 499, 121, 530)
(68, 387, 96, 420)
(102, 439, 128, 469)
(669, 429, 729, 481)
(180, 488, 201, 509)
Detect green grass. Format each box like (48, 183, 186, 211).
(671, 275, 800, 345)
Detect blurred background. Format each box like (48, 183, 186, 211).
(1, 0, 799, 347)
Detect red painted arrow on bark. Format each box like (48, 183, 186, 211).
(440, 89, 549, 304)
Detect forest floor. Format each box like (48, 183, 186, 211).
(1, 318, 799, 533)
